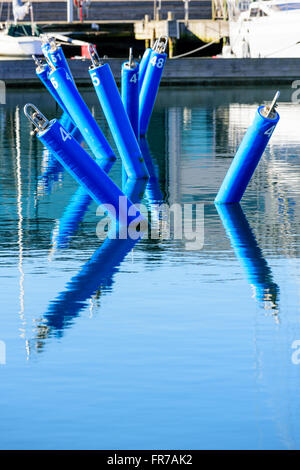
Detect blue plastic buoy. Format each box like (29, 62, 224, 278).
(24, 104, 145, 230)
(41, 40, 51, 60)
(34, 58, 69, 114)
(88, 45, 149, 179)
(215, 92, 280, 204)
(59, 111, 74, 133)
(47, 38, 74, 80)
(49, 66, 116, 173)
(121, 48, 140, 139)
(139, 37, 168, 137)
(138, 47, 152, 90)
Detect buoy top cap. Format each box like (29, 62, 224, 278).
(88, 44, 103, 69)
(153, 36, 168, 54)
(32, 55, 47, 74)
(260, 90, 280, 120)
(24, 103, 50, 135)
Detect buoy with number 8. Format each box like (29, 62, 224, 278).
(139, 36, 168, 137)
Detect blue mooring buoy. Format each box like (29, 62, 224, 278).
(33, 57, 69, 115)
(139, 36, 168, 137)
(24, 104, 145, 230)
(138, 47, 152, 90)
(41, 40, 51, 60)
(88, 45, 149, 180)
(46, 37, 74, 81)
(121, 48, 140, 139)
(215, 92, 280, 204)
(48, 65, 116, 173)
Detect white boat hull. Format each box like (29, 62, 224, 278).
(229, 0, 300, 58)
(0, 33, 42, 57)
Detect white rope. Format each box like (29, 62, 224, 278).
(263, 41, 300, 58)
(170, 38, 222, 59)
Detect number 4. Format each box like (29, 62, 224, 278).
(60, 127, 71, 142)
(130, 73, 137, 83)
(264, 125, 275, 136)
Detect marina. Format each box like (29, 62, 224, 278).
(1, 84, 300, 450)
(1, 0, 300, 454)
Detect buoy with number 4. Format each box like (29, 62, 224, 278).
(215, 92, 280, 204)
(24, 104, 146, 230)
(121, 48, 140, 139)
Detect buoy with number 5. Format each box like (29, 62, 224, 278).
(88, 45, 149, 180)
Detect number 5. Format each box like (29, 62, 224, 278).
(91, 71, 100, 86)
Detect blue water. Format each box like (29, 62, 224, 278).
(1, 86, 300, 450)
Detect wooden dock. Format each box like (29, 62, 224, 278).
(0, 57, 299, 86)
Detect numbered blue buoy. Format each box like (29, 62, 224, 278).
(89, 45, 149, 179)
(24, 104, 145, 230)
(49, 66, 116, 173)
(47, 38, 73, 80)
(59, 111, 75, 133)
(215, 93, 280, 204)
(34, 58, 69, 114)
(139, 37, 168, 137)
(41, 40, 51, 60)
(121, 48, 140, 139)
(138, 47, 152, 90)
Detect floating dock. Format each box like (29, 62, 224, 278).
(1, 58, 300, 86)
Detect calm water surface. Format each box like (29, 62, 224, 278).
(0, 85, 300, 450)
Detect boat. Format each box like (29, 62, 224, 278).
(0, 23, 43, 56)
(0, 0, 43, 57)
(227, 0, 300, 58)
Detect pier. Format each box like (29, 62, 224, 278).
(1, 57, 300, 86)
